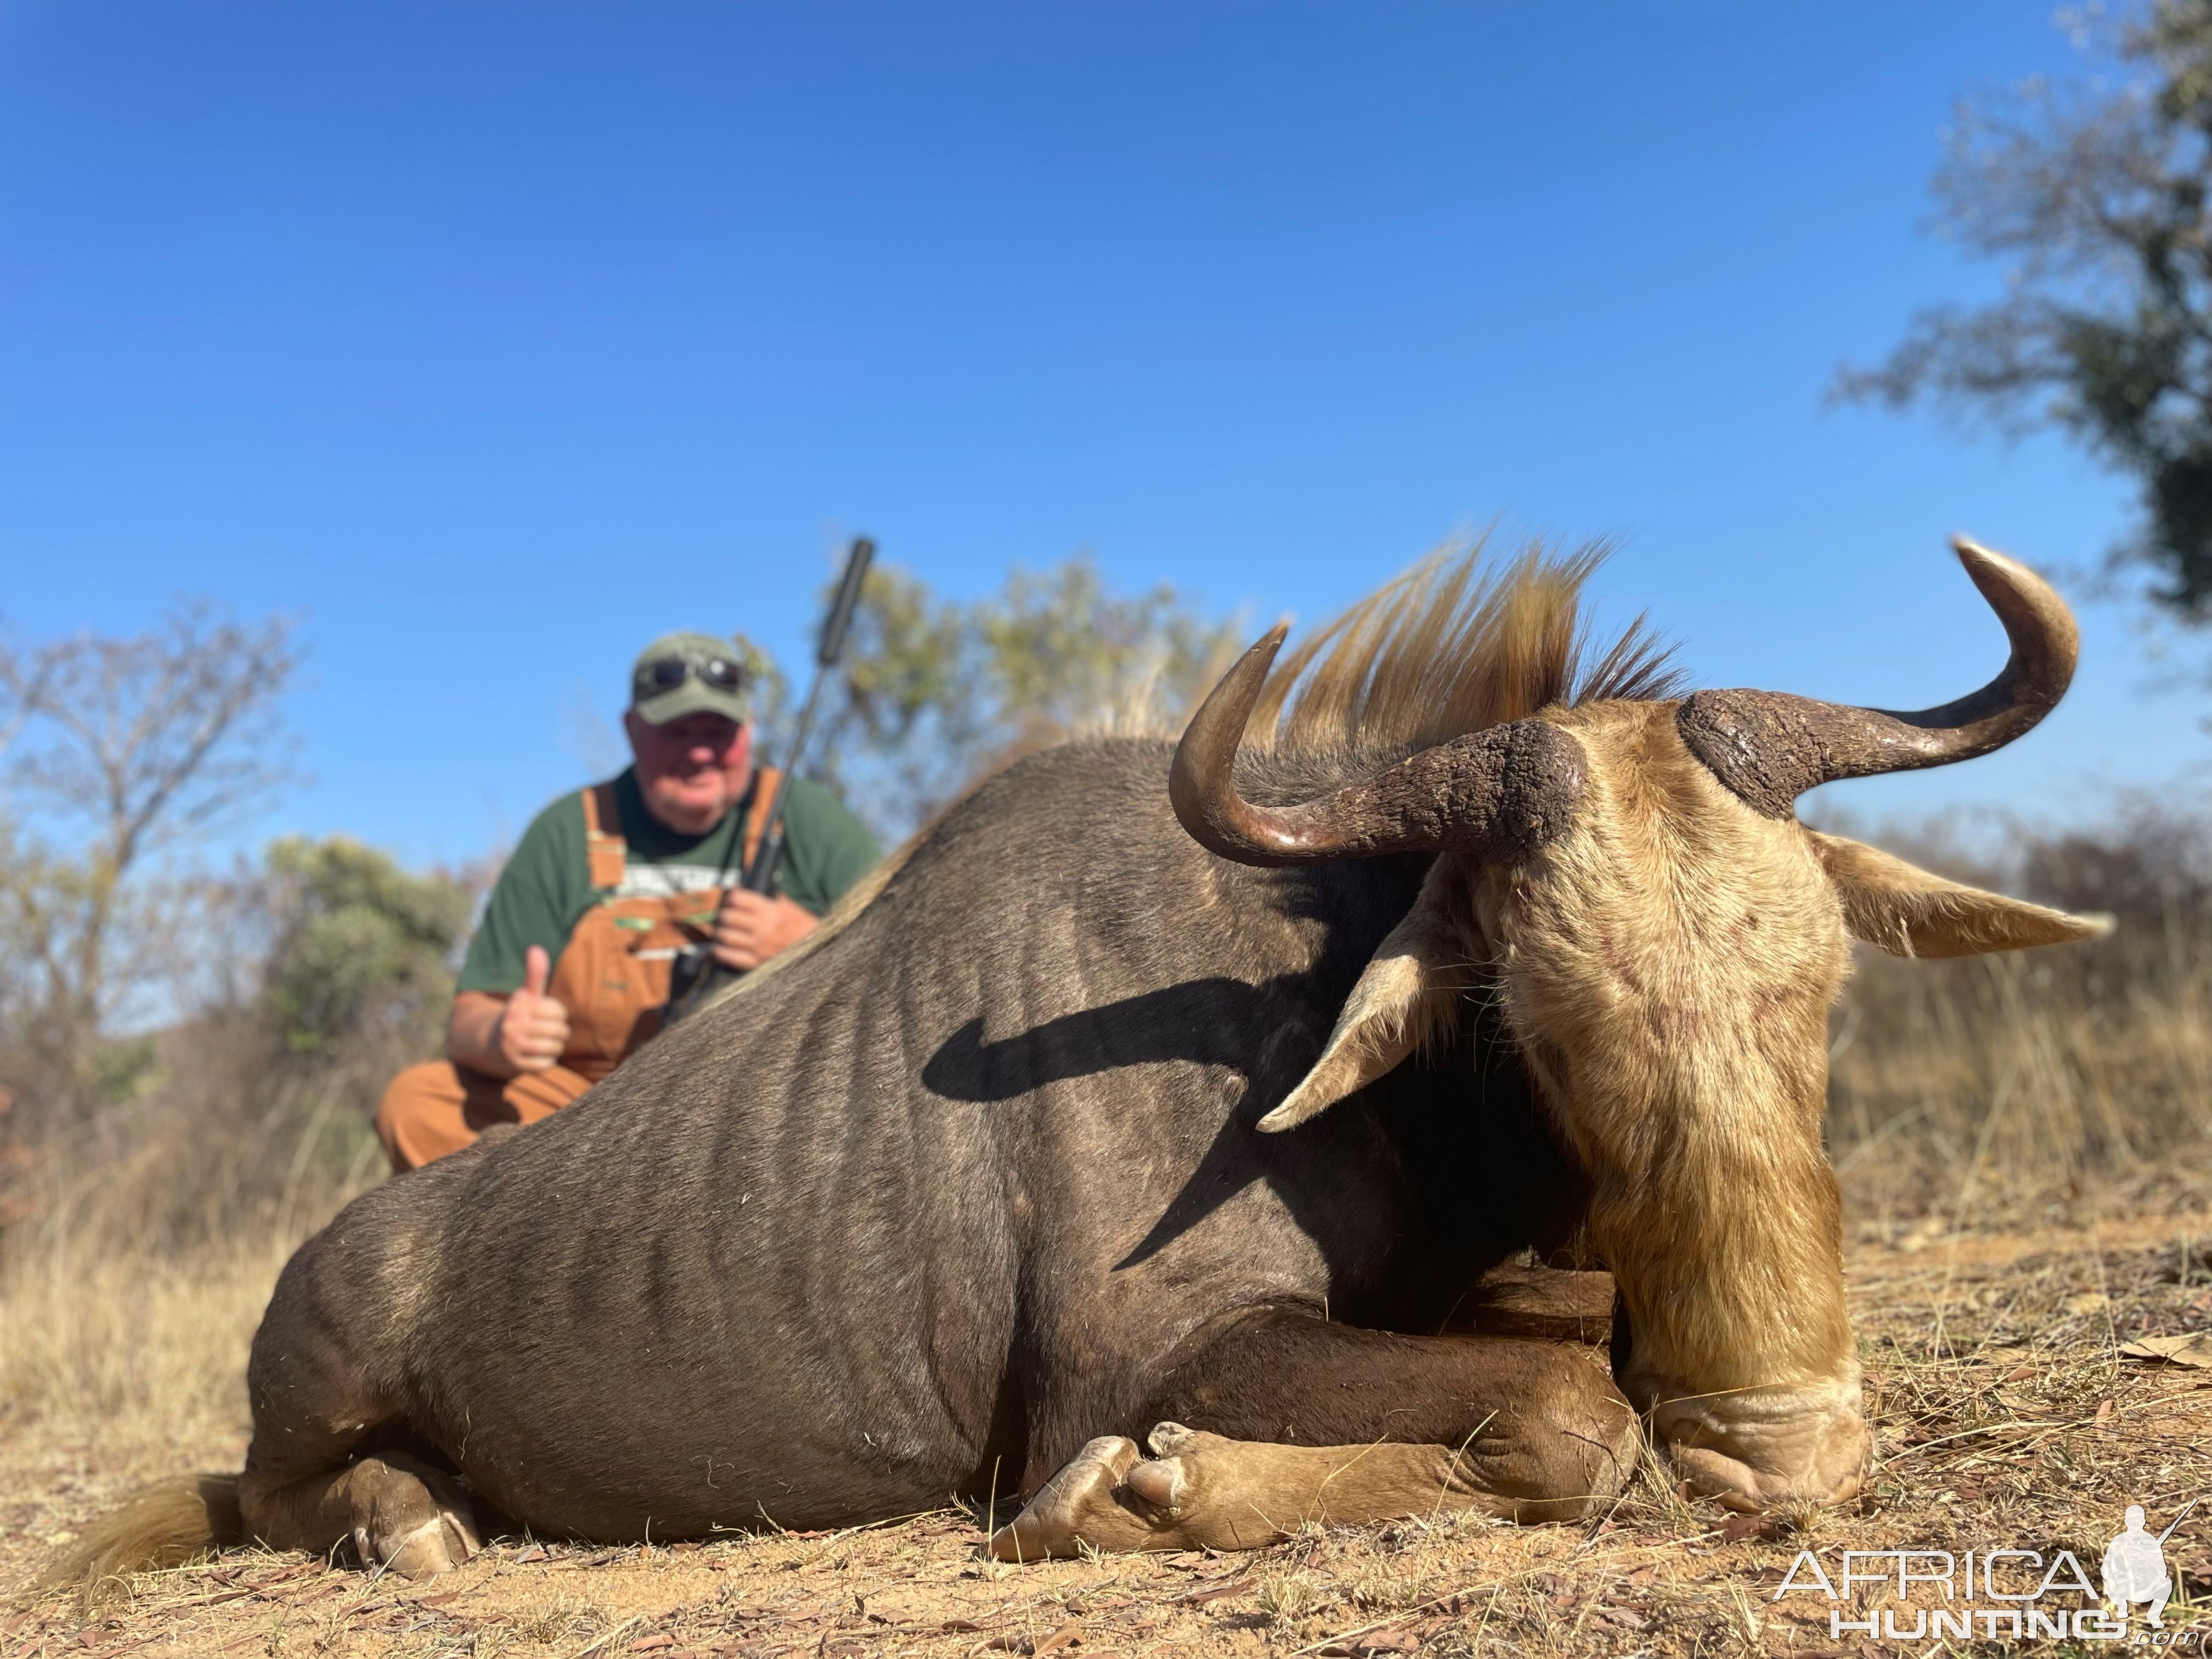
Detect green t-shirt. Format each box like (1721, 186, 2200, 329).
(456, 767, 881, 995)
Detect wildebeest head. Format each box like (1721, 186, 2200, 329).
(1171, 538, 2106, 1511)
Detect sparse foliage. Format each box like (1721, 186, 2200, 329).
(0, 830, 478, 1255)
(257, 837, 477, 1057)
(758, 552, 1239, 841)
(1837, 0, 2212, 617)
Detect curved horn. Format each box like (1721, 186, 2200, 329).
(1677, 538, 2079, 819)
(1169, 625, 1588, 867)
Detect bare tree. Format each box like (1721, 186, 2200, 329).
(1836, 0, 2212, 618)
(0, 606, 300, 1116)
(0, 636, 60, 768)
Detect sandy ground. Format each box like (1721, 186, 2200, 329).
(7, 1212, 2212, 1658)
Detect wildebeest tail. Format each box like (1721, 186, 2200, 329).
(36, 1473, 242, 1606)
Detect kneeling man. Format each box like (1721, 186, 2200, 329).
(377, 632, 879, 1171)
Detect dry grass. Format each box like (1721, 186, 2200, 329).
(1830, 917, 2212, 1238)
(5, 1218, 2210, 1656)
(0, 1240, 303, 1434)
(1822, 800, 2212, 1231)
(0, 1045, 386, 1450)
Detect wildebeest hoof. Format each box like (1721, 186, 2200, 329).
(1122, 1423, 1200, 1514)
(1120, 1458, 1184, 1513)
(992, 1425, 1284, 1560)
(988, 1435, 1147, 1561)
(347, 1456, 480, 1579)
(1145, 1420, 1199, 1456)
(361, 1514, 476, 1580)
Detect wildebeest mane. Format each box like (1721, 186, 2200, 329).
(1248, 533, 1681, 763)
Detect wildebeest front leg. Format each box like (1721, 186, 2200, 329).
(990, 1310, 1637, 1559)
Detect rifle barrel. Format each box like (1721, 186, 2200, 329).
(740, 536, 873, 894)
(2157, 1495, 2199, 1546)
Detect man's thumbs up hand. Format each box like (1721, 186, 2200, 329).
(495, 944, 572, 1074)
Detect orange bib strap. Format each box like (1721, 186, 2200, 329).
(741, 766, 782, 878)
(582, 769, 782, 893)
(582, 782, 628, 890)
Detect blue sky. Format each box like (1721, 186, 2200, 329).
(0, 2, 2187, 868)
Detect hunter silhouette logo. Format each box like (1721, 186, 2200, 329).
(2103, 1499, 2195, 1629)
(1771, 1498, 2204, 1644)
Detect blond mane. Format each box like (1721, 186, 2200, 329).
(1247, 534, 1680, 757)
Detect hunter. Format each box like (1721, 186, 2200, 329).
(375, 631, 879, 1171)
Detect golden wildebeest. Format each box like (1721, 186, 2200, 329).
(59, 537, 2103, 1587)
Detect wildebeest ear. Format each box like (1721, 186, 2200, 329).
(1257, 895, 1463, 1132)
(1808, 830, 2113, 959)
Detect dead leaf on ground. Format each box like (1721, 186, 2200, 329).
(1170, 1575, 1252, 1605)
(2121, 1333, 2212, 1367)
(1316, 1634, 1421, 1658)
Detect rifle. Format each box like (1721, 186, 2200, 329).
(662, 535, 875, 1026)
(2157, 1496, 2199, 1547)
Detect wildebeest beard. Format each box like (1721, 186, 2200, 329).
(45, 535, 2111, 1588)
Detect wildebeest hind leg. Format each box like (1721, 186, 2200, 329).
(241, 1451, 480, 1580)
(238, 1294, 478, 1578)
(991, 1310, 1636, 1559)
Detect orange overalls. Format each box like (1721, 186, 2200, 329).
(374, 772, 777, 1171)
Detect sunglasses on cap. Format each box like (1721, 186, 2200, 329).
(634, 656, 746, 697)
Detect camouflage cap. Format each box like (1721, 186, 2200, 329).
(629, 631, 752, 726)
